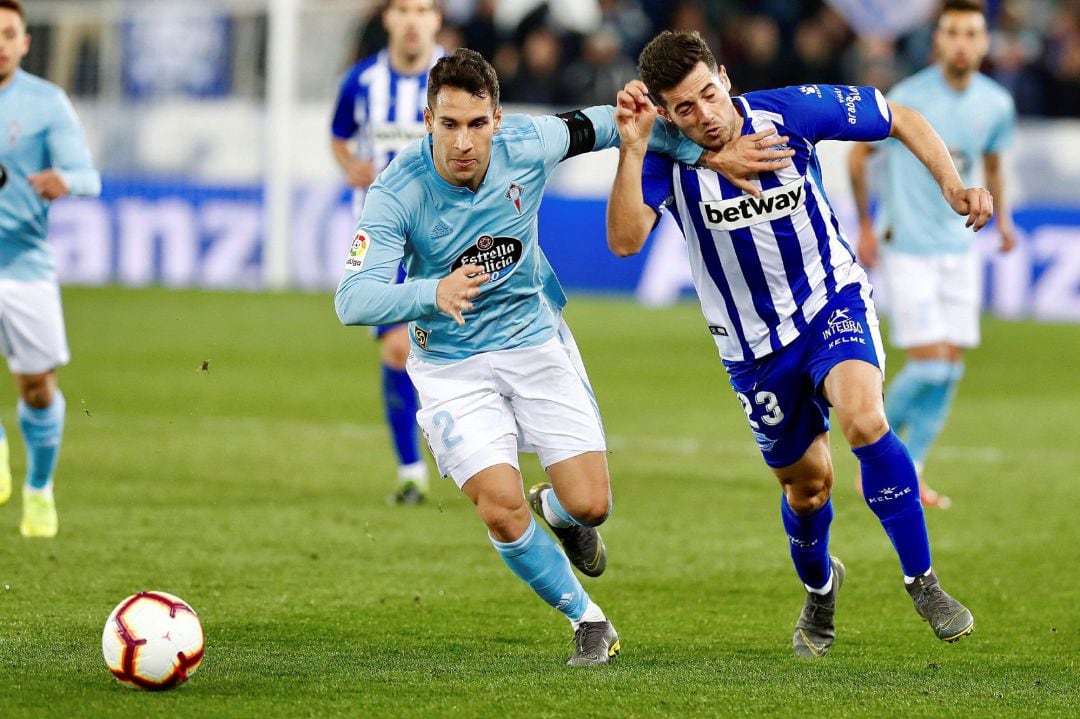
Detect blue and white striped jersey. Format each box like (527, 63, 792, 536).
(0, 69, 101, 281)
(335, 107, 702, 363)
(642, 85, 892, 363)
(331, 46, 444, 208)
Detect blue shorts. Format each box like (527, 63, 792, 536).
(723, 283, 885, 468)
(374, 264, 409, 339)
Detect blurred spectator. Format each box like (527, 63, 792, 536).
(597, 0, 652, 57)
(501, 25, 571, 105)
(461, 0, 500, 60)
(564, 29, 638, 106)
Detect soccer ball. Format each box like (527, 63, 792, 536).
(101, 591, 205, 690)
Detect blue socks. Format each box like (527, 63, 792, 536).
(885, 360, 964, 467)
(381, 365, 420, 467)
(780, 495, 834, 590)
(854, 430, 932, 577)
(491, 517, 589, 621)
(18, 390, 66, 491)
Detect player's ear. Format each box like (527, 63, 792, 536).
(655, 100, 671, 122)
(718, 66, 731, 92)
(424, 106, 434, 134)
(493, 105, 502, 133)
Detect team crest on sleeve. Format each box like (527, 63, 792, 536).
(504, 182, 524, 215)
(344, 228, 371, 272)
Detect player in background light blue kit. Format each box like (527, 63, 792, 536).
(609, 31, 993, 658)
(335, 48, 774, 664)
(330, 0, 443, 505)
(849, 0, 1016, 509)
(0, 0, 101, 537)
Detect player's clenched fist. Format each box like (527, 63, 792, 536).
(436, 263, 490, 326)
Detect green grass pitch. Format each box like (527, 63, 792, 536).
(0, 286, 1077, 718)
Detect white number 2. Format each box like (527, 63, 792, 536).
(736, 391, 785, 428)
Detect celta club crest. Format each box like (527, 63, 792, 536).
(505, 182, 524, 214)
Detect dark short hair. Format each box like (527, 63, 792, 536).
(427, 48, 500, 109)
(638, 31, 718, 106)
(940, 0, 985, 17)
(382, 0, 442, 13)
(0, 0, 25, 21)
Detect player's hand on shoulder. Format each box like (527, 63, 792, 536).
(946, 186, 994, 232)
(27, 170, 69, 201)
(437, 264, 490, 326)
(615, 80, 657, 149)
(698, 129, 794, 198)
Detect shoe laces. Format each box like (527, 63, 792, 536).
(801, 593, 835, 626)
(913, 583, 954, 617)
(573, 621, 608, 655)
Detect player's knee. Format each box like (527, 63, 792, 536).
(841, 411, 889, 448)
(19, 377, 55, 409)
(477, 499, 531, 542)
(783, 478, 832, 515)
(573, 495, 612, 528)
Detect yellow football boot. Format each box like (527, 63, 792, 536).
(20, 487, 58, 538)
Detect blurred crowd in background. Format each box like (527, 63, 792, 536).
(355, 0, 1080, 116)
(15, 0, 1080, 118)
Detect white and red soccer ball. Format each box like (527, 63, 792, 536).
(102, 591, 204, 690)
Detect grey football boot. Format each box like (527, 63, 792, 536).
(527, 483, 607, 577)
(906, 570, 975, 642)
(793, 556, 845, 658)
(567, 620, 620, 666)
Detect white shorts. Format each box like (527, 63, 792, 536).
(0, 279, 70, 374)
(880, 250, 981, 349)
(406, 322, 606, 488)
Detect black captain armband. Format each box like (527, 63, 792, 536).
(556, 110, 597, 161)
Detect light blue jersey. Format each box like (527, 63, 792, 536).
(877, 66, 1015, 255)
(335, 106, 700, 363)
(0, 70, 101, 281)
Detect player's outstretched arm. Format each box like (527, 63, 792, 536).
(889, 101, 993, 231)
(607, 82, 663, 257)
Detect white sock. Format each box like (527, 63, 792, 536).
(540, 487, 574, 526)
(805, 574, 834, 596)
(903, 567, 933, 585)
(541, 488, 572, 528)
(397, 461, 429, 491)
(570, 599, 606, 628)
(24, 483, 53, 498)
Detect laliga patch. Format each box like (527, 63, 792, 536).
(451, 235, 523, 285)
(344, 228, 371, 272)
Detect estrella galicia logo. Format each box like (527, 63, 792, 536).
(0, 163, 7, 190)
(451, 234, 523, 285)
(412, 325, 429, 350)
